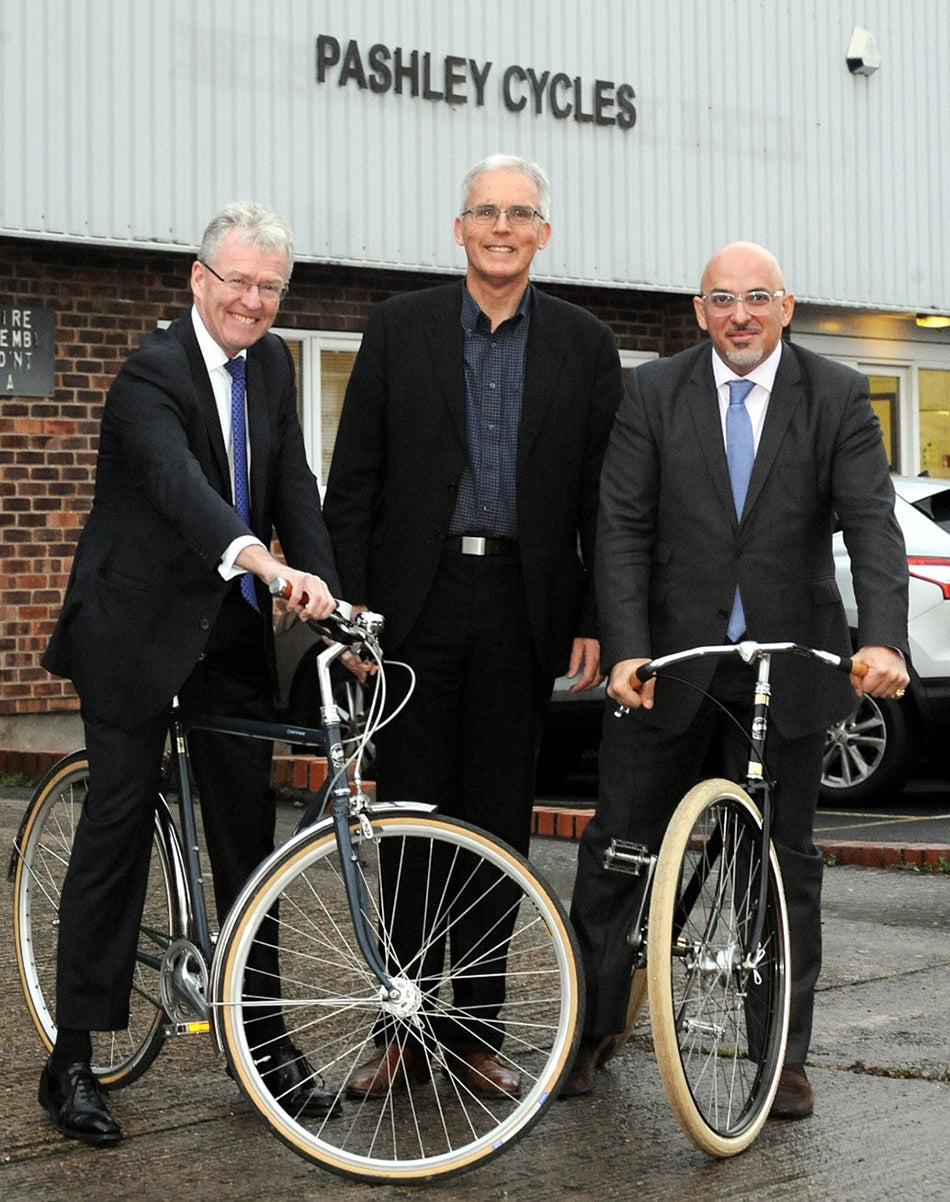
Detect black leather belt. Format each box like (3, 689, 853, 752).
(446, 535, 518, 556)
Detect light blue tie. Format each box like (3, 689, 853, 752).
(224, 357, 259, 612)
(726, 378, 755, 640)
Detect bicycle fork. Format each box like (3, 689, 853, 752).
(314, 643, 403, 1007)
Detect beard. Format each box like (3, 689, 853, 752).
(724, 345, 765, 369)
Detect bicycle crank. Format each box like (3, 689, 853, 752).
(160, 937, 210, 1027)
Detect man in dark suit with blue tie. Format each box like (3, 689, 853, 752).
(39, 202, 344, 1144)
(324, 155, 622, 1099)
(565, 242, 909, 1116)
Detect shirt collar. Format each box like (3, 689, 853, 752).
(191, 305, 246, 375)
(460, 282, 533, 332)
(711, 339, 784, 394)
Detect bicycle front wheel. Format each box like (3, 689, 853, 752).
(648, 778, 790, 1157)
(10, 751, 172, 1087)
(216, 811, 582, 1183)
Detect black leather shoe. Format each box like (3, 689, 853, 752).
(38, 1060, 122, 1146)
(261, 1045, 342, 1118)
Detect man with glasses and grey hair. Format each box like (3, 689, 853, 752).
(324, 154, 622, 1098)
(39, 202, 346, 1144)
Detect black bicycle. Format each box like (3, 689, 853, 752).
(10, 585, 582, 1182)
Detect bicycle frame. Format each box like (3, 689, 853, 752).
(626, 640, 857, 964)
(165, 610, 402, 1020)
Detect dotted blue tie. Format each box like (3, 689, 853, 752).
(224, 357, 259, 612)
(726, 378, 755, 640)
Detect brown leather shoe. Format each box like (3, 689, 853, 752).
(446, 1051, 521, 1097)
(558, 1034, 616, 1099)
(345, 1044, 430, 1099)
(770, 1063, 814, 1119)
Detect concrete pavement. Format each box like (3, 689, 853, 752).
(3, 785, 950, 1199)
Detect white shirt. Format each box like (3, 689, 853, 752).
(190, 307, 264, 580)
(712, 340, 784, 454)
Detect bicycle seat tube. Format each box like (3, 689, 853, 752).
(167, 699, 214, 961)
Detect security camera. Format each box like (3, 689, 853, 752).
(847, 27, 881, 76)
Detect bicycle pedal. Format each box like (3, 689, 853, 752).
(166, 1020, 211, 1036)
(603, 840, 653, 875)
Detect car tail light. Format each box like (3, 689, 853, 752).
(907, 556, 950, 599)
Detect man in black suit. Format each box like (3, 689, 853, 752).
(564, 241, 909, 1115)
(323, 154, 622, 1098)
(39, 202, 344, 1144)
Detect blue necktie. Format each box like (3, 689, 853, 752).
(726, 378, 755, 641)
(224, 357, 259, 612)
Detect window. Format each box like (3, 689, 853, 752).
(278, 330, 361, 488)
(919, 369, 950, 479)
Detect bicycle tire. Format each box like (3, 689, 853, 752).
(648, 778, 790, 1156)
(11, 751, 172, 1087)
(215, 810, 582, 1182)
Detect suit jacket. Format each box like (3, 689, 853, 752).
(323, 280, 622, 678)
(597, 340, 909, 738)
(43, 314, 339, 728)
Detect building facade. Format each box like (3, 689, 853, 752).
(2, 0, 949, 747)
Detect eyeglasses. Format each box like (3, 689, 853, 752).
(200, 261, 288, 301)
(700, 289, 786, 312)
(460, 205, 545, 226)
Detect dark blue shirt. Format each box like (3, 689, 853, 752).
(450, 284, 532, 539)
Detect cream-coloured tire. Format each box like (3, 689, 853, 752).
(648, 778, 790, 1156)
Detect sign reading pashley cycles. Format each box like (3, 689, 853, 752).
(1, 307, 54, 396)
(316, 35, 637, 131)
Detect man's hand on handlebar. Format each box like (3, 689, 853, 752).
(275, 569, 337, 622)
(235, 546, 336, 622)
(607, 657, 655, 711)
(851, 645, 909, 700)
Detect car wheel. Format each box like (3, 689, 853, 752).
(820, 693, 917, 806)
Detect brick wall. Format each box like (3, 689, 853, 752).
(0, 235, 701, 720)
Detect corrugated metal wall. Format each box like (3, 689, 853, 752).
(2, 0, 948, 309)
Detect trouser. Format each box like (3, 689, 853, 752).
(570, 655, 825, 1063)
(374, 546, 552, 1051)
(55, 593, 278, 1035)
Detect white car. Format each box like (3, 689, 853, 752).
(821, 475, 950, 804)
(538, 475, 950, 805)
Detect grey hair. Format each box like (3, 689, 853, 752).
(459, 155, 551, 219)
(198, 201, 295, 280)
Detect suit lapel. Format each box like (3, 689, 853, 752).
(743, 343, 803, 517)
(686, 351, 737, 524)
(245, 350, 270, 527)
(421, 282, 467, 447)
(174, 316, 231, 498)
(518, 290, 566, 472)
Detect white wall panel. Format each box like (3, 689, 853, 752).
(1, 0, 948, 311)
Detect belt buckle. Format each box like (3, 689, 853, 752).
(460, 535, 487, 556)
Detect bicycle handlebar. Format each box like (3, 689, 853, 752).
(632, 640, 869, 685)
(268, 577, 384, 651)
